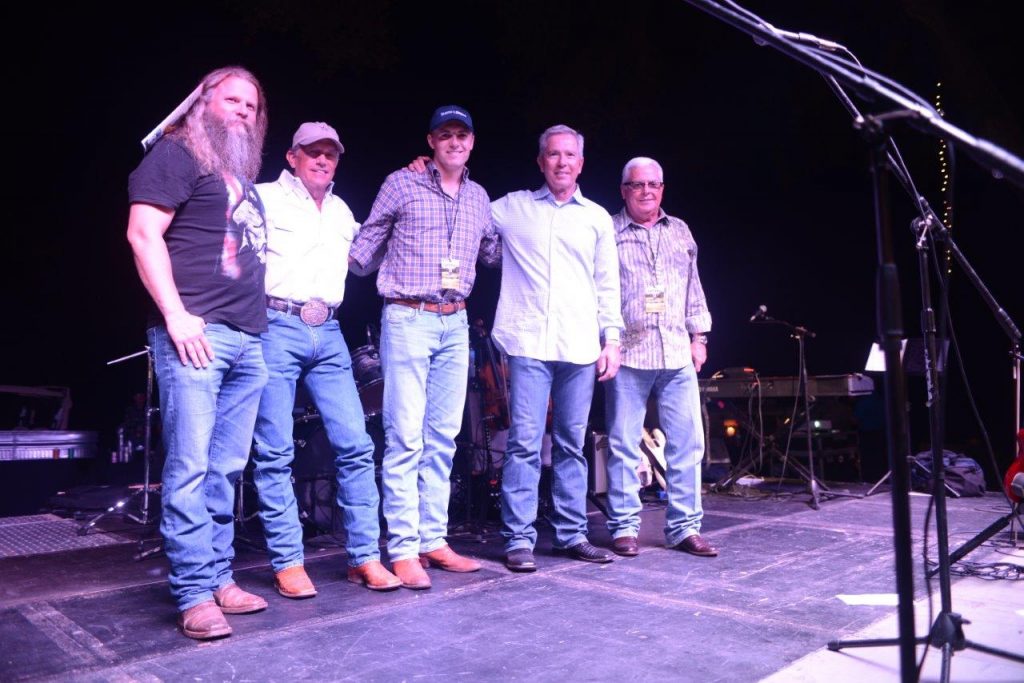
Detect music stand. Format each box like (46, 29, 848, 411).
(864, 339, 957, 497)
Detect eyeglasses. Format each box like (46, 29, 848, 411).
(622, 181, 664, 192)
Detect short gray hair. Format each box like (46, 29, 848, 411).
(621, 157, 664, 184)
(538, 124, 585, 158)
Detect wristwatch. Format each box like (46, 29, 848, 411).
(692, 333, 709, 345)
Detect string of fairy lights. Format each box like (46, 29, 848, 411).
(935, 82, 953, 275)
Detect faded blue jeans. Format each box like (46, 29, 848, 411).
(379, 303, 468, 561)
(604, 364, 704, 545)
(501, 356, 595, 552)
(149, 323, 267, 612)
(252, 309, 381, 571)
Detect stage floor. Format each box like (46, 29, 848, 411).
(1, 484, 1021, 682)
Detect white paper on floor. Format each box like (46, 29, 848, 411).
(836, 593, 900, 606)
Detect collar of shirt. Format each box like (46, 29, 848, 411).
(615, 207, 669, 235)
(426, 160, 471, 193)
(277, 169, 335, 203)
(531, 184, 594, 208)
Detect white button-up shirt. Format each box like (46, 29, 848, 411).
(490, 185, 623, 364)
(256, 170, 359, 307)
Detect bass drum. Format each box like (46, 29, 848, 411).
(351, 345, 384, 418)
(291, 413, 385, 534)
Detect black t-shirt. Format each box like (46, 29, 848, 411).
(128, 137, 268, 333)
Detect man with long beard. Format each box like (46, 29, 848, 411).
(127, 66, 271, 640)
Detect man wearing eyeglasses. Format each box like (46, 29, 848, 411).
(604, 157, 717, 559)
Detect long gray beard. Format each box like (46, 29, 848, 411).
(204, 111, 261, 180)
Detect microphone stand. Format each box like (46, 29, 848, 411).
(926, 219, 1023, 571)
(753, 314, 860, 509)
(754, 314, 823, 507)
(78, 347, 164, 559)
(679, 2, 1024, 680)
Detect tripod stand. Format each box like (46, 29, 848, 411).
(78, 348, 161, 539)
(678, 2, 1024, 678)
(829, 198, 1024, 677)
(751, 313, 861, 508)
(928, 234, 1024, 572)
(711, 395, 836, 498)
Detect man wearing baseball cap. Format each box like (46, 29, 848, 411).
(252, 122, 401, 599)
(349, 106, 500, 589)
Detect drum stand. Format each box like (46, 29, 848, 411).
(78, 348, 162, 553)
(451, 381, 503, 536)
(233, 461, 266, 551)
(450, 324, 507, 534)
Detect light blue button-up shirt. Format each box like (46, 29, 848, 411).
(490, 185, 623, 364)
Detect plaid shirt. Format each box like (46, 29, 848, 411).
(350, 162, 499, 301)
(613, 208, 712, 370)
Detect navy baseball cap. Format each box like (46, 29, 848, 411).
(429, 105, 474, 133)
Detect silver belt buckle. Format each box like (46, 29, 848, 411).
(299, 298, 330, 326)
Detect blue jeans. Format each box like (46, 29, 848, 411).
(252, 310, 381, 571)
(604, 365, 704, 545)
(501, 356, 595, 551)
(379, 304, 468, 561)
(148, 323, 267, 612)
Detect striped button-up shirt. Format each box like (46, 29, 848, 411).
(490, 185, 623, 365)
(613, 207, 712, 370)
(350, 162, 499, 301)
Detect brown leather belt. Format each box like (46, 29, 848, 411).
(386, 298, 466, 315)
(266, 296, 336, 325)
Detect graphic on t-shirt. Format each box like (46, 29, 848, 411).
(219, 172, 267, 280)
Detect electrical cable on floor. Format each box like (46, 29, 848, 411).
(928, 557, 1024, 581)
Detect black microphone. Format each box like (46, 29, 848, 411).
(749, 305, 767, 322)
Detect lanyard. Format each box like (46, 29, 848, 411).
(638, 219, 663, 284)
(434, 169, 463, 261)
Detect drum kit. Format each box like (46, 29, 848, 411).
(288, 322, 513, 534)
(350, 344, 384, 418)
(82, 326, 512, 547)
(287, 335, 388, 534)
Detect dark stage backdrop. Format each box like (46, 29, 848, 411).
(3, 1, 1021, 510)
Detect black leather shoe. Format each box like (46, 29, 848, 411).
(505, 548, 537, 572)
(673, 534, 718, 557)
(612, 536, 639, 557)
(561, 541, 614, 564)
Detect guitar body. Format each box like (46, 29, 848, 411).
(1004, 428, 1024, 504)
(641, 428, 668, 491)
